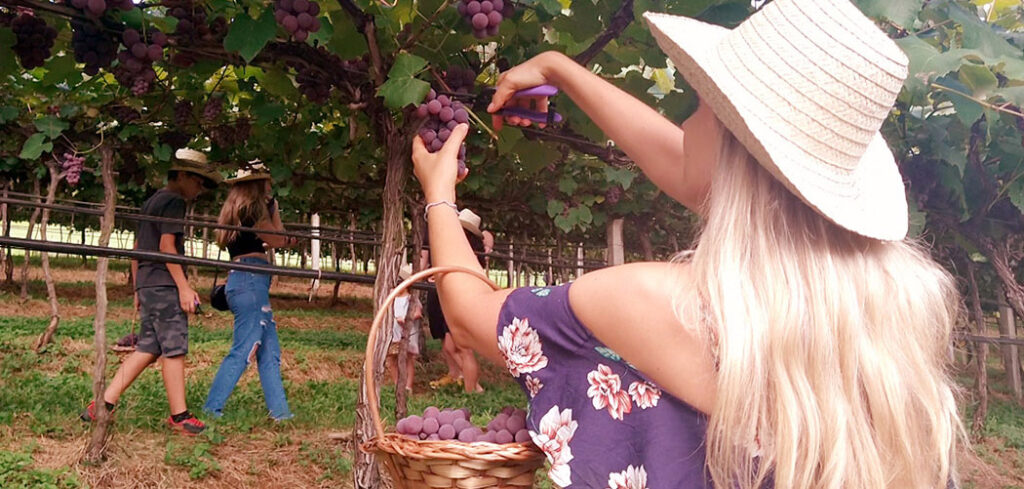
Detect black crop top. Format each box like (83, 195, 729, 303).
(227, 217, 266, 258)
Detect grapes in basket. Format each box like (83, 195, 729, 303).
(396, 406, 531, 444)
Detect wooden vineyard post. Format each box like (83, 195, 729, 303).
(507, 238, 515, 288)
(576, 242, 584, 279)
(310, 213, 321, 300)
(997, 287, 1022, 402)
(607, 218, 624, 266)
(966, 258, 989, 437)
(84, 145, 116, 463)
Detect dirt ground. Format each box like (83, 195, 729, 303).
(1, 424, 356, 489)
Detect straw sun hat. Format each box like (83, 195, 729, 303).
(171, 148, 223, 188)
(225, 160, 273, 184)
(458, 209, 484, 237)
(644, 0, 910, 240)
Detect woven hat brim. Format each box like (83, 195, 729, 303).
(225, 174, 272, 184)
(169, 164, 224, 186)
(644, 12, 908, 240)
(459, 220, 483, 238)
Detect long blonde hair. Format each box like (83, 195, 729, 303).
(683, 130, 963, 489)
(216, 180, 268, 247)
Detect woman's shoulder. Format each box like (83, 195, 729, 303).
(567, 261, 716, 413)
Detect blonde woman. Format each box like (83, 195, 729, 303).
(203, 163, 299, 421)
(412, 0, 962, 488)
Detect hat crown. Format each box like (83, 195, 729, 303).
(458, 209, 481, 227)
(721, 0, 908, 170)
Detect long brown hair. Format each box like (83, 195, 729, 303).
(216, 180, 268, 247)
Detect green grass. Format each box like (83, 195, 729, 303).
(0, 448, 82, 489)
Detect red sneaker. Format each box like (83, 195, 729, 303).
(79, 400, 114, 422)
(167, 414, 206, 435)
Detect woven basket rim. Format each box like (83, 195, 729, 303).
(363, 433, 545, 462)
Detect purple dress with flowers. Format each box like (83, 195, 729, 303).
(496, 284, 711, 488)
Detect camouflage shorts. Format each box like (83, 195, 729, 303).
(136, 286, 189, 357)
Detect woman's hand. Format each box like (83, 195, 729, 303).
(412, 123, 470, 203)
(488, 51, 567, 130)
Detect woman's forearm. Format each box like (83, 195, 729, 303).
(543, 53, 696, 206)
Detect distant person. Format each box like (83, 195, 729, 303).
(421, 209, 486, 393)
(388, 264, 423, 393)
(204, 162, 300, 422)
(81, 149, 222, 435)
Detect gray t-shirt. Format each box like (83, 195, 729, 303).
(135, 189, 186, 290)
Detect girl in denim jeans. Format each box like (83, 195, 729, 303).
(204, 162, 300, 421)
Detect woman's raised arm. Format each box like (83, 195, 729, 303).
(489, 51, 721, 211)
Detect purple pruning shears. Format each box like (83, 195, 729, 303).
(495, 84, 564, 124)
(444, 84, 563, 125)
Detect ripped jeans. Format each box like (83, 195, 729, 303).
(203, 258, 292, 420)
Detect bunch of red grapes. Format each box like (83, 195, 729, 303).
(67, 0, 132, 17)
(456, 0, 513, 39)
(10, 13, 57, 69)
(106, 104, 141, 123)
(166, 0, 227, 66)
(202, 96, 223, 123)
(444, 65, 476, 94)
(113, 29, 165, 95)
(61, 152, 85, 186)
(274, 0, 322, 42)
(210, 118, 252, 147)
(396, 406, 531, 443)
(70, 21, 118, 76)
(415, 89, 470, 176)
(173, 100, 193, 127)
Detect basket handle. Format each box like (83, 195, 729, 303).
(363, 266, 500, 441)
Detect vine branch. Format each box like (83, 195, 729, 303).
(573, 0, 635, 65)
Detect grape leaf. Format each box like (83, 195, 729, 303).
(257, 68, 300, 100)
(154, 143, 172, 162)
(377, 53, 430, 109)
(947, 86, 985, 125)
(0, 29, 18, 79)
(604, 167, 636, 190)
(387, 53, 428, 79)
(223, 10, 278, 63)
(328, 10, 368, 59)
(546, 199, 565, 218)
(42, 55, 80, 87)
(853, 0, 924, 28)
(948, 2, 1020, 58)
(959, 64, 998, 96)
(896, 37, 975, 98)
(19, 133, 52, 160)
(537, 0, 563, 16)
(34, 116, 68, 140)
(513, 140, 560, 174)
(0, 107, 18, 124)
(1008, 177, 1024, 214)
(558, 176, 578, 194)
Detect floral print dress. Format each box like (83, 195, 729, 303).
(496, 284, 711, 489)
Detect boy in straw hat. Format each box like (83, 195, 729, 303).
(412, 1, 962, 488)
(81, 148, 222, 435)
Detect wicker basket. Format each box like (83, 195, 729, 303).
(361, 266, 546, 489)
